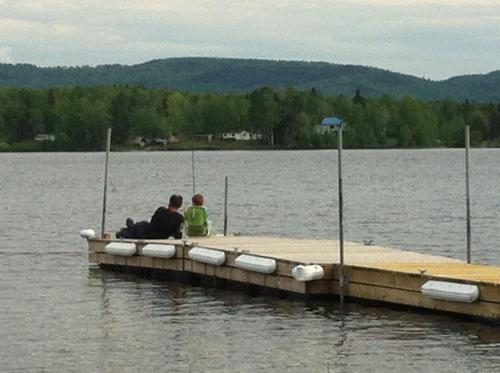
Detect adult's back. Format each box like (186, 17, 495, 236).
(146, 206, 184, 239)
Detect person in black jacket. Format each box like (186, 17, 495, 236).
(145, 194, 184, 239)
(116, 194, 184, 239)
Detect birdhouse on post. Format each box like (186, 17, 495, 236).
(316, 116, 345, 134)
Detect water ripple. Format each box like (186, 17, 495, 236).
(2, 150, 500, 372)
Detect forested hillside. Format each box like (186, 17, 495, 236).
(1, 58, 500, 101)
(1, 85, 499, 151)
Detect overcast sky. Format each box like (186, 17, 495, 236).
(1, 0, 499, 80)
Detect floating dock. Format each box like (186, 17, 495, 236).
(85, 235, 500, 320)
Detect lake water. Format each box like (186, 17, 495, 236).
(1, 149, 499, 372)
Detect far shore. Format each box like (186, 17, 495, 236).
(1, 141, 498, 153)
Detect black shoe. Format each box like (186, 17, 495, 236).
(126, 218, 134, 229)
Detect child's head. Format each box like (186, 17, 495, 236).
(192, 194, 204, 206)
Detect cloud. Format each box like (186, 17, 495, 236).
(350, 0, 500, 6)
(0, 0, 499, 78)
(0, 18, 77, 38)
(0, 46, 15, 63)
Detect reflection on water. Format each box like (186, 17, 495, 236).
(1, 150, 500, 372)
(87, 268, 500, 373)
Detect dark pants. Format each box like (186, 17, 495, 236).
(116, 221, 149, 239)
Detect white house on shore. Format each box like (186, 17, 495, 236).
(133, 136, 180, 147)
(34, 133, 56, 142)
(222, 130, 262, 141)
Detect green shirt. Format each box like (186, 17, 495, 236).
(184, 206, 209, 236)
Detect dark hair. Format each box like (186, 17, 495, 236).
(168, 194, 183, 209)
(192, 194, 204, 206)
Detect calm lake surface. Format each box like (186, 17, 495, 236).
(1, 149, 499, 372)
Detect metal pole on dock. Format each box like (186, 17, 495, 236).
(465, 125, 471, 263)
(191, 150, 196, 195)
(337, 128, 345, 303)
(101, 128, 112, 238)
(224, 176, 228, 236)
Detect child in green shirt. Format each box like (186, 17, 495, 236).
(184, 194, 211, 236)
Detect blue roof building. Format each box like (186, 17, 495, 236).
(321, 116, 344, 126)
(316, 116, 345, 134)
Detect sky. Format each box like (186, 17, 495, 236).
(1, 0, 499, 80)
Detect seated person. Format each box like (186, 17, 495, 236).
(116, 194, 184, 239)
(184, 194, 210, 237)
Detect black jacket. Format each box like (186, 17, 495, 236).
(145, 207, 184, 239)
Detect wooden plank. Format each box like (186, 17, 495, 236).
(92, 252, 102, 263)
(276, 261, 296, 278)
(224, 251, 237, 267)
(205, 264, 215, 277)
(114, 255, 127, 266)
(346, 266, 423, 291)
(98, 253, 115, 265)
(152, 258, 164, 269)
(176, 245, 184, 259)
(230, 267, 248, 283)
(345, 283, 500, 319)
(192, 261, 206, 275)
(479, 284, 500, 303)
(163, 259, 182, 271)
(181, 245, 190, 260)
(88, 252, 98, 263)
(126, 256, 141, 267)
(247, 272, 265, 287)
(141, 256, 154, 268)
(346, 265, 500, 304)
(307, 280, 335, 295)
(214, 266, 232, 280)
(88, 240, 108, 253)
(263, 275, 278, 289)
(276, 276, 306, 294)
(188, 236, 462, 266)
(359, 262, 500, 284)
(320, 264, 335, 280)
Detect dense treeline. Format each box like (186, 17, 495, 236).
(2, 58, 500, 101)
(1, 85, 500, 151)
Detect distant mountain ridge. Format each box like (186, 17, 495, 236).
(1, 57, 499, 101)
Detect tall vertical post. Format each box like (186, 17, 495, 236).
(337, 127, 345, 303)
(224, 176, 228, 236)
(465, 125, 471, 263)
(191, 150, 196, 196)
(101, 128, 112, 238)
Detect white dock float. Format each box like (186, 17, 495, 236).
(105, 242, 136, 256)
(292, 264, 324, 282)
(80, 229, 96, 239)
(421, 280, 480, 303)
(142, 244, 176, 258)
(235, 254, 276, 274)
(189, 247, 226, 266)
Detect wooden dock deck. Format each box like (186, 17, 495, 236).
(86, 235, 500, 320)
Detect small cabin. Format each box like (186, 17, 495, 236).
(222, 131, 262, 141)
(34, 133, 56, 142)
(151, 138, 168, 146)
(167, 135, 179, 144)
(315, 116, 345, 135)
(133, 136, 146, 147)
